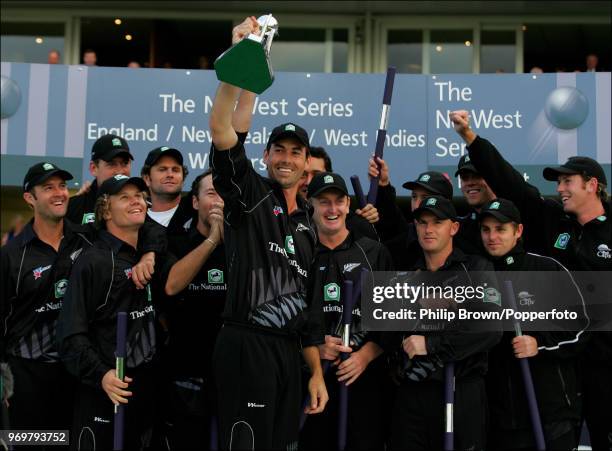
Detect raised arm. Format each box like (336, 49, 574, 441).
(209, 17, 260, 150)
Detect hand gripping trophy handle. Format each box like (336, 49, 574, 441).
(214, 14, 279, 94)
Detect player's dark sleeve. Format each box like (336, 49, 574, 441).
(56, 256, 112, 387)
(467, 136, 544, 209)
(300, 263, 325, 348)
(346, 211, 379, 241)
(375, 183, 410, 241)
(138, 220, 168, 254)
(363, 245, 395, 348)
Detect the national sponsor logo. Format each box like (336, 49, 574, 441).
(483, 287, 501, 306)
(208, 268, 224, 284)
(54, 279, 68, 298)
(82, 212, 95, 224)
(596, 243, 611, 259)
(33, 265, 52, 280)
(285, 235, 295, 254)
(129, 304, 154, 320)
(273, 205, 284, 216)
(554, 232, 570, 250)
(324, 283, 340, 302)
(35, 301, 62, 313)
(343, 262, 361, 273)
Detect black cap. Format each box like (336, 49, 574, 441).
(91, 134, 133, 162)
(144, 146, 183, 166)
(412, 195, 457, 220)
(480, 198, 521, 223)
(543, 156, 607, 185)
(98, 174, 147, 198)
(23, 162, 73, 192)
(266, 123, 310, 150)
(307, 172, 349, 198)
(454, 154, 478, 177)
(402, 171, 453, 199)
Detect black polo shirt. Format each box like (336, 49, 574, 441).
(1, 219, 93, 362)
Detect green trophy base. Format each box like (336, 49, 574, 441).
(214, 38, 274, 94)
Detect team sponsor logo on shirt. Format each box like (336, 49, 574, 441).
(82, 212, 95, 224)
(285, 235, 295, 254)
(554, 232, 570, 250)
(54, 279, 68, 298)
(343, 262, 361, 273)
(124, 268, 133, 279)
(518, 291, 535, 306)
(483, 287, 501, 306)
(33, 265, 52, 280)
(208, 268, 224, 284)
(324, 283, 340, 302)
(273, 206, 284, 216)
(597, 244, 611, 259)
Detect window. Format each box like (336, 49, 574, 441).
(1, 23, 65, 64)
(430, 29, 473, 74)
(480, 30, 516, 73)
(387, 30, 422, 73)
(271, 27, 349, 73)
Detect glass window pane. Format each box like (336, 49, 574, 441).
(430, 29, 473, 74)
(480, 30, 516, 73)
(387, 30, 422, 73)
(1, 23, 64, 64)
(272, 27, 348, 73)
(332, 29, 348, 72)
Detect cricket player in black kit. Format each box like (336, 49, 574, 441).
(208, 17, 328, 450)
(1, 163, 93, 440)
(57, 175, 172, 450)
(159, 170, 227, 450)
(299, 172, 394, 450)
(479, 198, 589, 450)
(389, 195, 501, 451)
(450, 109, 611, 450)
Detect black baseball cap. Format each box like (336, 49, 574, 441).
(98, 174, 147, 198)
(307, 172, 349, 198)
(454, 154, 479, 177)
(402, 171, 453, 200)
(480, 198, 521, 224)
(412, 195, 457, 221)
(543, 156, 607, 185)
(266, 123, 310, 150)
(91, 134, 133, 162)
(23, 162, 73, 192)
(144, 146, 183, 166)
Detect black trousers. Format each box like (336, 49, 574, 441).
(212, 324, 301, 451)
(160, 376, 215, 451)
(299, 357, 393, 451)
(582, 362, 612, 451)
(390, 376, 488, 451)
(7, 356, 74, 450)
(70, 365, 155, 451)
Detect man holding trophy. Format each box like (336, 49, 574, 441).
(209, 16, 328, 450)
